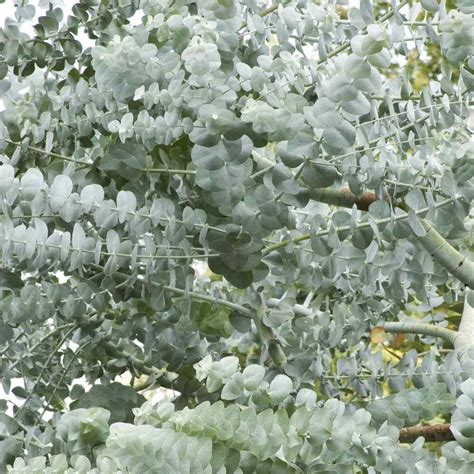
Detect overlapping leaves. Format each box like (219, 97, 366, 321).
(0, 0, 472, 471)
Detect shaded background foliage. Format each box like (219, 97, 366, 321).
(0, 0, 473, 471)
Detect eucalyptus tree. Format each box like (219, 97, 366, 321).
(0, 0, 473, 471)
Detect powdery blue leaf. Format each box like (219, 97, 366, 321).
(49, 175, 73, 211)
(60, 193, 82, 223)
(353, 68, 383, 93)
(0, 164, 14, 194)
(206, 356, 239, 393)
(323, 75, 359, 103)
(194, 355, 213, 382)
(268, 375, 293, 404)
(72, 223, 86, 249)
(106, 229, 120, 254)
(12, 224, 27, 260)
(139, 43, 158, 61)
(277, 6, 296, 28)
(199, 105, 237, 135)
(116, 190, 137, 223)
(322, 120, 356, 150)
(341, 92, 371, 116)
(405, 189, 427, 211)
(242, 364, 265, 391)
(295, 388, 317, 408)
(241, 99, 278, 134)
(32, 218, 48, 245)
(182, 38, 221, 75)
(344, 55, 372, 79)
(407, 211, 427, 237)
(352, 226, 374, 249)
(94, 200, 119, 231)
(100, 142, 147, 178)
(215, 356, 239, 379)
(24, 227, 37, 259)
(368, 200, 391, 221)
(108, 120, 120, 133)
(38, 15, 59, 35)
(201, 0, 239, 20)
(306, 98, 342, 128)
(117, 113, 134, 143)
(0, 79, 11, 94)
(20, 168, 44, 200)
(45, 231, 61, 260)
(236, 62, 252, 79)
(80, 184, 104, 213)
(421, 0, 439, 12)
(221, 373, 244, 400)
(367, 48, 392, 68)
(439, 13, 468, 62)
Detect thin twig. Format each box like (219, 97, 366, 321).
(399, 423, 453, 443)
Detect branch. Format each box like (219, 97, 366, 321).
(16, 325, 77, 422)
(8, 323, 75, 371)
(399, 423, 454, 443)
(418, 221, 474, 290)
(161, 285, 253, 318)
(4, 139, 88, 165)
(316, 0, 410, 65)
(163, 286, 287, 365)
(100, 340, 196, 395)
(381, 322, 458, 346)
(310, 188, 383, 211)
(251, 308, 287, 369)
(111, 273, 285, 368)
(262, 194, 454, 256)
(239, 2, 280, 31)
(162, 285, 287, 368)
(110, 271, 253, 318)
(267, 298, 312, 317)
(38, 340, 90, 421)
(0, 433, 45, 449)
(4, 139, 195, 175)
(155, 282, 287, 368)
(308, 187, 474, 289)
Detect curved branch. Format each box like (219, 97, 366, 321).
(418, 221, 474, 290)
(381, 322, 458, 346)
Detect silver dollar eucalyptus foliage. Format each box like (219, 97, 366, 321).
(0, 0, 473, 472)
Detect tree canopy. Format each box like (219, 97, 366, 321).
(0, 0, 473, 472)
